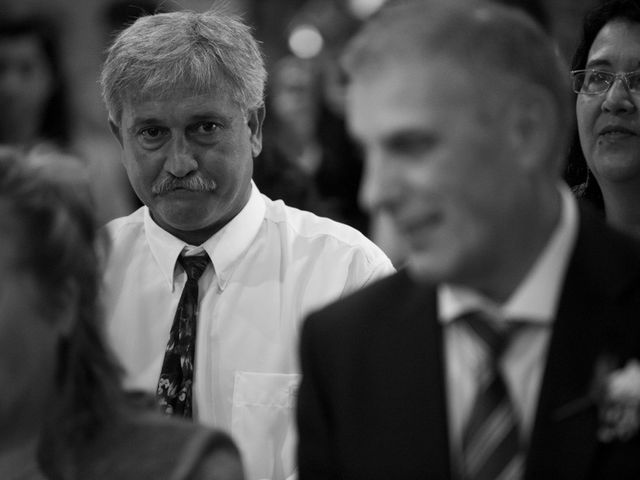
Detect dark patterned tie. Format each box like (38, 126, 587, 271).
(459, 311, 524, 480)
(156, 254, 210, 418)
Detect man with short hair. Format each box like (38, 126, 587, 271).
(297, 1, 640, 478)
(99, 7, 393, 480)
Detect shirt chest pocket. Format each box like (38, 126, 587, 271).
(231, 371, 300, 480)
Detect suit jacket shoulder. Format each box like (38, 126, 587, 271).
(298, 270, 452, 479)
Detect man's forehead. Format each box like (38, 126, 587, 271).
(347, 58, 473, 113)
(126, 82, 226, 104)
(120, 87, 240, 121)
(120, 76, 235, 107)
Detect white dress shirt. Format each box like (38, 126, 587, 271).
(438, 185, 579, 470)
(102, 183, 394, 480)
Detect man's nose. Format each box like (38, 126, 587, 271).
(165, 136, 198, 177)
(602, 77, 637, 114)
(358, 150, 396, 214)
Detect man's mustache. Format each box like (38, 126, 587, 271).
(151, 175, 217, 194)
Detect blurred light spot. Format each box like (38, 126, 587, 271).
(288, 24, 324, 59)
(348, 0, 387, 19)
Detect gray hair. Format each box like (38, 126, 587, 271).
(342, 0, 572, 168)
(100, 5, 266, 123)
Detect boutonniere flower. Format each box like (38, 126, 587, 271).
(594, 358, 640, 443)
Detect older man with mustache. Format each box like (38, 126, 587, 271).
(99, 6, 393, 480)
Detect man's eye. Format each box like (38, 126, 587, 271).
(137, 127, 169, 148)
(387, 133, 437, 157)
(193, 121, 219, 134)
(140, 127, 165, 138)
(188, 121, 221, 144)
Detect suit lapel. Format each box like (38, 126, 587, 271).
(526, 207, 640, 479)
(394, 271, 452, 479)
(525, 266, 601, 479)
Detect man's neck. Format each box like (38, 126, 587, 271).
(475, 187, 564, 304)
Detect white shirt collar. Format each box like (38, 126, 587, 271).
(439, 183, 579, 325)
(144, 181, 266, 292)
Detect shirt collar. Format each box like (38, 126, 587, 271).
(144, 181, 265, 292)
(439, 183, 579, 325)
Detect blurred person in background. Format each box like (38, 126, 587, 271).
(0, 14, 137, 225)
(255, 0, 374, 237)
(254, 56, 326, 215)
(0, 147, 244, 480)
(567, 0, 640, 237)
(256, 54, 369, 233)
(0, 15, 72, 152)
(99, 6, 393, 480)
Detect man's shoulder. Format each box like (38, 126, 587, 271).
(262, 194, 391, 264)
(103, 207, 146, 239)
(305, 269, 426, 330)
(300, 269, 437, 367)
(100, 208, 149, 270)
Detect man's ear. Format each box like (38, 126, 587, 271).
(109, 117, 124, 147)
(506, 88, 556, 172)
(247, 106, 265, 158)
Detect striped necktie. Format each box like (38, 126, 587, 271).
(156, 254, 210, 418)
(459, 311, 525, 480)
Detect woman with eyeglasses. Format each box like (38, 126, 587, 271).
(567, 0, 640, 237)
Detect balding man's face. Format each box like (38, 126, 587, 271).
(348, 58, 537, 296)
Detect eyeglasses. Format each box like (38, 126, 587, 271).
(570, 69, 640, 95)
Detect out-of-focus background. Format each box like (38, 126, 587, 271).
(0, 0, 600, 261)
(0, 0, 599, 128)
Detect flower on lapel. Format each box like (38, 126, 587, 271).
(596, 359, 640, 443)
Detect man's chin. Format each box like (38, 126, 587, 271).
(151, 209, 218, 235)
(405, 250, 456, 285)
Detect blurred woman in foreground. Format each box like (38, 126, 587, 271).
(0, 147, 244, 479)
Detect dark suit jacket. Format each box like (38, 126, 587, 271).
(297, 208, 640, 479)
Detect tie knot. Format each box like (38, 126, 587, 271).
(179, 254, 210, 281)
(458, 311, 517, 359)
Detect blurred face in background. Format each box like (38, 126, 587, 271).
(270, 57, 319, 137)
(576, 19, 640, 190)
(0, 33, 54, 145)
(349, 57, 533, 295)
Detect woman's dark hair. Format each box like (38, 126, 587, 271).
(0, 15, 72, 148)
(566, 0, 640, 210)
(0, 148, 124, 449)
